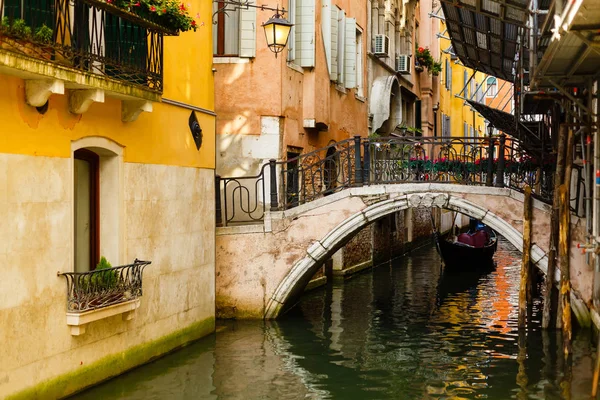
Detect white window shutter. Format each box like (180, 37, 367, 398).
(330, 8, 338, 80)
(287, 0, 296, 61)
(239, 6, 256, 58)
(344, 18, 356, 89)
(337, 9, 345, 84)
(295, 0, 315, 67)
(321, 0, 331, 74)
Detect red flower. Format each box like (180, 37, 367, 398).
(133, 1, 140, 6)
(162, 8, 166, 12)
(418, 47, 424, 53)
(179, 3, 185, 10)
(150, 5, 156, 11)
(191, 20, 196, 26)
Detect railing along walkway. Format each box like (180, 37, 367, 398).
(216, 136, 557, 227)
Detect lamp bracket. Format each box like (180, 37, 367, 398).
(212, 1, 287, 24)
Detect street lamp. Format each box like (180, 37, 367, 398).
(487, 124, 494, 137)
(262, 7, 293, 57)
(213, 1, 293, 57)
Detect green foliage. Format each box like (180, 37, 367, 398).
(415, 45, 442, 76)
(368, 132, 381, 139)
(1, 16, 9, 30)
(10, 19, 32, 37)
(33, 24, 53, 44)
(90, 256, 118, 289)
(431, 61, 442, 76)
(395, 123, 423, 136)
(107, 0, 197, 33)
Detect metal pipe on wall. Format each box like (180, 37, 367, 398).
(593, 80, 600, 307)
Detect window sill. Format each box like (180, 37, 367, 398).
(335, 84, 347, 94)
(213, 57, 251, 64)
(355, 94, 366, 103)
(66, 298, 141, 336)
(286, 62, 304, 74)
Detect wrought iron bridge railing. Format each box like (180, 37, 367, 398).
(58, 259, 151, 312)
(216, 135, 562, 227)
(0, 0, 165, 92)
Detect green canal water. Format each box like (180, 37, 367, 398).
(72, 238, 597, 399)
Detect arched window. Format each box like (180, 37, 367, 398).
(72, 138, 123, 272)
(486, 77, 497, 97)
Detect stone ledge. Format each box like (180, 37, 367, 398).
(0, 49, 161, 102)
(332, 260, 372, 277)
(216, 224, 265, 235)
(66, 298, 140, 336)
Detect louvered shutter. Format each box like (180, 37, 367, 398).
(239, 6, 256, 58)
(321, 0, 331, 74)
(337, 9, 345, 84)
(295, 0, 315, 67)
(330, 7, 338, 80)
(344, 18, 356, 89)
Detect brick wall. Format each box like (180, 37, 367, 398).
(343, 225, 372, 267)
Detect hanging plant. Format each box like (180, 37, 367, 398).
(415, 45, 442, 76)
(104, 0, 198, 34)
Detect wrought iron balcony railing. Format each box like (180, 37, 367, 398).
(58, 259, 151, 312)
(216, 136, 563, 226)
(0, 0, 164, 92)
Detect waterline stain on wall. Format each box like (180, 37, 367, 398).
(7, 317, 215, 400)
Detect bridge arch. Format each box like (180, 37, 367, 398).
(265, 191, 549, 319)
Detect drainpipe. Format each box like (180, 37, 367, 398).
(594, 82, 600, 307)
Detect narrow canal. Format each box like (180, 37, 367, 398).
(72, 238, 596, 399)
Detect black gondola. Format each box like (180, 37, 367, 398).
(434, 218, 498, 270)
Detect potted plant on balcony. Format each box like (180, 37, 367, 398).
(33, 24, 53, 60)
(415, 46, 442, 76)
(99, 0, 198, 34)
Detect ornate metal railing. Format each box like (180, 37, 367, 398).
(58, 259, 151, 312)
(0, 0, 164, 92)
(215, 136, 558, 226)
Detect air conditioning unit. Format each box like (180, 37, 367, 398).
(373, 34, 390, 57)
(396, 55, 411, 74)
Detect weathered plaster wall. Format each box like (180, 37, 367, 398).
(0, 157, 215, 399)
(216, 184, 591, 321)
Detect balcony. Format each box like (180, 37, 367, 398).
(58, 259, 151, 335)
(0, 0, 171, 117)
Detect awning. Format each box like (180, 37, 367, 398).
(466, 99, 545, 150)
(441, 0, 529, 81)
(533, 0, 600, 88)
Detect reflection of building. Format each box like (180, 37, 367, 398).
(1, 1, 216, 398)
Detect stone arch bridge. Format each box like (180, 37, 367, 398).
(216, 183, 591, 323)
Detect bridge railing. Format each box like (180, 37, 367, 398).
(216, 136, 556, 226)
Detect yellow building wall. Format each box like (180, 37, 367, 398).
(0, 1, 216, 398)
(438, 20, 486, 141)
(0, 0, 215, 169)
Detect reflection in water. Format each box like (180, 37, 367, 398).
(72, 238, 596, 400)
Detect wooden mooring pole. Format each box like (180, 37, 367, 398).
(519, 185, 533, 328)
(557, 128, 574, 333)
(558, 185, 572, 357)
(542, 125, 568, 329)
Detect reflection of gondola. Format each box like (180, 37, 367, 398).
(436, 262, 495, 307)
(434, 218, 498, 270)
